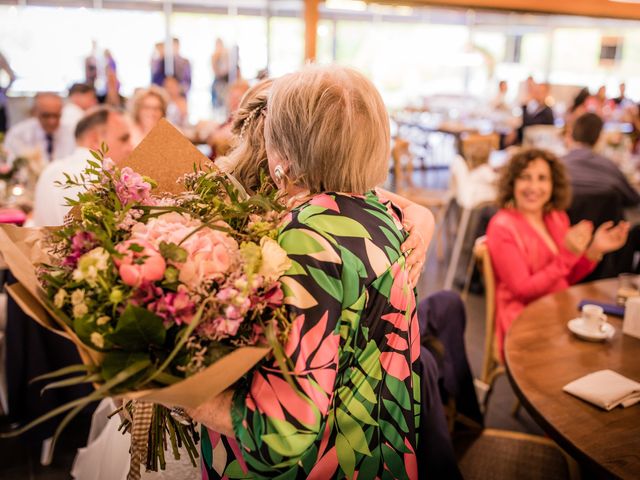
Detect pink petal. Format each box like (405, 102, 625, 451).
(307, 446, 338, 480)
(381, 313, 409, 332)
(385, 332, 408, 352)
(309, 194, 340, 212)
(310, 333, 340, 369)
(379, 351, 411, 381)
(295, 312, 329, 372)
(249, 373, 286, 421)
(267, 374, 317, 425)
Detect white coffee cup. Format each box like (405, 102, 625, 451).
(581, 304, 606, 333)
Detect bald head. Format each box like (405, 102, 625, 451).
(34, 93, 63, 135)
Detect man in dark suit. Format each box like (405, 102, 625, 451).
(563, 112, 639, 208)
(517, 82, 555, 143)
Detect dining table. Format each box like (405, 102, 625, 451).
(505, 278, 640, 479)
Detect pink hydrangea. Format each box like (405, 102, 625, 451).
(115, 167, 152, 205)
(114, 239, 166, 287)
(129, 213, 239, 290)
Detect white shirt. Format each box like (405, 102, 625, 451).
(450, 154, 498, 210)
(4, 117, 75, 165)
(61, 103, 85, 132)
(33, 146, 91, 227)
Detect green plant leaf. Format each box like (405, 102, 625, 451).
(385, 375, 410, 410)
(305, 215, 372, 239)
(159, 241, 188, 263)
(336, 433, 356, 478)
(382, 399, 409, 433)
(338, 387, 377, 426)
(101, 352, 150, 381)
(336, 408, 371, 456)
(107, 304, 166, 351)
(261, 432, 316, 458)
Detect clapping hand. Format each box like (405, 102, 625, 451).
(588, 221, 630, 258)
(564, 220, 594, 255)
(401, 204, 435, 287)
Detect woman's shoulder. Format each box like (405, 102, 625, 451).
(488, 208, 519, 230)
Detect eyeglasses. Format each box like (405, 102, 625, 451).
(38, 112, 62, 119)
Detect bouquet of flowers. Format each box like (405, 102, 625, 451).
(0, 121, 292, 478)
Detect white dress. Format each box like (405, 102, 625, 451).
(72, 398, 201, 480)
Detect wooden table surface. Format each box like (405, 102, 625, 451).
(505, 279, 640, 479)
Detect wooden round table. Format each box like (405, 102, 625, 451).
(505, 279, 640, 479)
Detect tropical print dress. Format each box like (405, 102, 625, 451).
(202, 191, 421, 480)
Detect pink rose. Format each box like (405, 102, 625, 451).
(114, 240, 166, 287)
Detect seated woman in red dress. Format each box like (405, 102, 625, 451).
(487, 148, 629, 354)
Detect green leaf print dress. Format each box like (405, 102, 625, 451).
(202, 191, 421, 480)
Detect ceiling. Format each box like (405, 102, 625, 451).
(367, 0, 640, 20)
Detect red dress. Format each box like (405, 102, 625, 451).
(486, 209, 597, 354)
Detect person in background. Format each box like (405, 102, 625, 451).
(172, 38, 192, 95)
(0, 50, 15, 134)
(4, 92, 75, 163)
(211, 38, 230, 108)
(104, 49, 117, 75)
(150, 41, 165, 87)
(491, 80, 510, 112)
(585, 85, 612, 117)
(163, 75, 189, 129)
(128, 85, 168, 146)
(84, 40, 98, 87)
(486, 148, 629, 355)
(61, 83, 98, 131)
(563, 112, 640, 208)
(207, 80, 249, 160)
(564, 87, 590, 141)
(98, 67, 126, 108)
(33, 106, 132, 227)
(517, 82, 555, 143)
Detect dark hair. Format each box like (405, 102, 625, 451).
(572, 112, 603, 147)
(497, 148, 571, 211)
(570, 87, 590, 113)
(68, 83, 96, 97)
(74, 106, 118, 140)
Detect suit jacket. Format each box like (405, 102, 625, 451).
(563, 147, 640, 208)
(518, 101, 555, 143)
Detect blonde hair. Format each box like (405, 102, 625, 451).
(265, 65, 390, 194)
(219, 79, 272, 192)
(130, 85, 169, 124)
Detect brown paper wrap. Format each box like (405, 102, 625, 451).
(0, 119, 271, 409)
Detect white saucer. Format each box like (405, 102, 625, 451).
(567, 318, 615, 342)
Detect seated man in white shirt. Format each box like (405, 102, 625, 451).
(61, 83, 97, 131)
(4, 92, 76, 164)
(33, 106, 133, 226)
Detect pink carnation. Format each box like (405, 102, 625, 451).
(148, 285, 195, 326)
(114, 239, 166, 287)
(115, 167, 152, 205)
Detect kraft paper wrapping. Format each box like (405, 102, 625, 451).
(0, 120, 271, 406)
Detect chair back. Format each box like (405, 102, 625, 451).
(391, 138, 412, 191)
(473, 236, 501, 381)
(460, 133, 499, 170)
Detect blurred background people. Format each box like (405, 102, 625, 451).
(33, 106, 132, 226)
(211, 38, 229, 108)
(163, 75, 189, 129)
(491, 80, 510, 112)
(4, 92, 75, 163)
(127, 85, 168, 146)
(61, 83, 98, 131)
(0, 50, 15, 134)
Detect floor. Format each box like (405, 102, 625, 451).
(0, 166, 549, 480)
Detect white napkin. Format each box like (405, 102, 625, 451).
(563, 370, 640, 411)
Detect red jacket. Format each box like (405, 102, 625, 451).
(486, 209, 596, 355)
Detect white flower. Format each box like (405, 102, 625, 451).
(72, 247, 110, 286)
(71, 289, 85, 306)
(54, 289, 67, 309)
(258, 237, 291, 281)
(96, 316, 110, 326)
(73, 303, 88, 319)
(90, 332, 105, 349)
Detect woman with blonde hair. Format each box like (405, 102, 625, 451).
(128, 85, 169, 146)
(189, 65, 425, 479)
